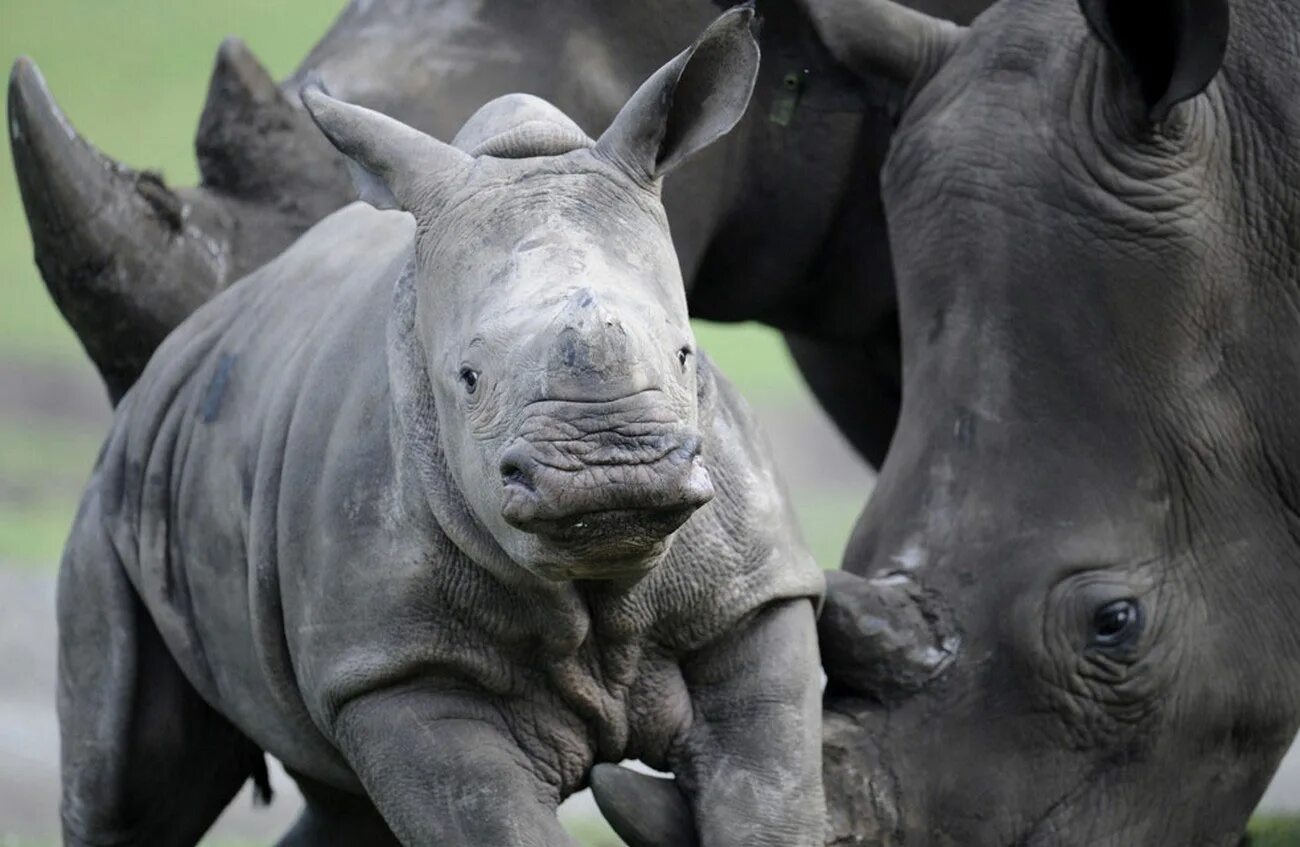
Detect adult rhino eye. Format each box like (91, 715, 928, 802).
(1089, 598, 1143, 649)
(677, 346, 692, 369)
(459, 367, 480, 394)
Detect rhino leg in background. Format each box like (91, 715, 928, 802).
(56, 495, 267, 846)
(275, 776, 400, 847)
(7, 40, 350, 403)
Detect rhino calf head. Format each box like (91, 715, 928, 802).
(303, 8, 759, 582)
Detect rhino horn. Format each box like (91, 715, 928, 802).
(195, 37, 350, 213)
(802, 0, 965, 86)
(8, 56, 230, 403)
(590, 764, 698, 847)
(819, 569, 959, 701)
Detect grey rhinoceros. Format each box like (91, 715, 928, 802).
(598, 0, 1300, 844)
(8, 0, 990, 464)
(54, 10, 824, 846)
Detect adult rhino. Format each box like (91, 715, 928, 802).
(7, 0, 989, 464)
(597, 0, 1300, 843)
(55, 11, 825, 846)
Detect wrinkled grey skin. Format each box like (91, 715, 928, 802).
(7, 0, 989, 464)
(55, 11, 824, 846)
(598, 0, 1300, 844)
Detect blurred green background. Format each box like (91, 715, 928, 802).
(2, 0, 1297, 844)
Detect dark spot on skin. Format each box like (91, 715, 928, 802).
(928, 306, 947, 343)
(953, 409, 976, 447)
(200, 353, 237, 423)
(558, 328, 587, 370)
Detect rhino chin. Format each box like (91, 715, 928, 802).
(514, 506, 700, 582)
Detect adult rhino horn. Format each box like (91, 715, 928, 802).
(195, 38, 349, 214)
(8, 57, 231, 403)
(819, 569, 959, 700)
(590, 764, 698, 847)
(802, 0, 965, 85)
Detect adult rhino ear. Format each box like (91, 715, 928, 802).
(594, 4, 759, 182)
(1079, 0, 1230, 123)
(301, 84, 471, 213)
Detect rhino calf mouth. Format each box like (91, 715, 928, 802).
(525, 504, 703, 547)
(498, 427, 714, 574)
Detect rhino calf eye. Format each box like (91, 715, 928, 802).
(1089, 598, 1143, 649)
(677, 347, 692, 369)
(459, 367, 480, 394)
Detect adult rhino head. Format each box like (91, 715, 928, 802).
(597, 0, 1300, 843)
(820, 0, 1296, 843)
(301, 7, 759, 582)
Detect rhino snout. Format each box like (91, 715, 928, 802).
(498, 433, 714, 544)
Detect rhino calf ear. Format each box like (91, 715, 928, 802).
(1079, 0, 1230, 123)
(595, 4, 759, 182)
(300, 83, 471, 214)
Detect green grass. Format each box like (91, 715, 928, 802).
(0, 419, 101, 568)
(1252, 818, 1300, 846)
(0, 498, 76, 569)
(1, 0, 351, 361)
(796, 490, 868, 570)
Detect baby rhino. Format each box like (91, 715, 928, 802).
(55, 9, 824, 847)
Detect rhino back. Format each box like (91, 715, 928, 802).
(94, 203, 416, 782)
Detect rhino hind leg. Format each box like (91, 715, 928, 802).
(58, 496, 264, 846)
(275, 774, 400, 847)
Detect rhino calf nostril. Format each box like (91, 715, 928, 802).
(500, 458, 534, 491)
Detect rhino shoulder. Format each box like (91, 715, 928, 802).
(645, 352, 824, 651)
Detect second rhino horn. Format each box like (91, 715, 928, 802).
(196, 37, 350, 213)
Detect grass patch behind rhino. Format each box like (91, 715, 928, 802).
(1251, 819, 1300, 847)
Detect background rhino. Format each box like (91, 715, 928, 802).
(55, 11, 824, 846)
(8, 0, 990, 465)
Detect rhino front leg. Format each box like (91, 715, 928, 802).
(671, 599, 825, 847)
(330, 686, 578, 846)
(58, 490, 265, 846)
